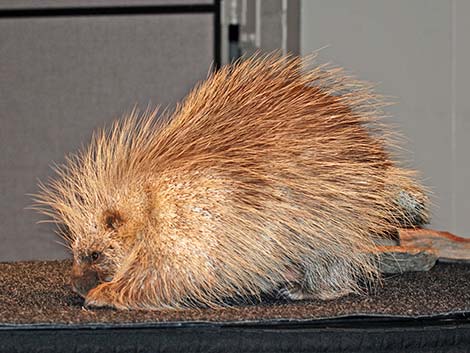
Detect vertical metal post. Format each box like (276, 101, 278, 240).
(213, 0, 222, 69)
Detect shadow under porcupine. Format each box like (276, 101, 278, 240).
(34, 54, 429, 310)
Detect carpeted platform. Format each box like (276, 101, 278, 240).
(0, 260, 469, 326)
(1, 260, 470, 353)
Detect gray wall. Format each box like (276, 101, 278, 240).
(0, 4, 215, 261)
(301, 0, 470, 237)
(2, 0, 468, 262)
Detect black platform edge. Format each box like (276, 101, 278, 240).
(1, 311, 469, 331)
(1, 313, 470, 353)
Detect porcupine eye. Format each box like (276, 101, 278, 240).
(90, 251, 101, 262)
(103, 210, 122, 230)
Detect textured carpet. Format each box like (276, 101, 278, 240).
(0, 260, 469, 326)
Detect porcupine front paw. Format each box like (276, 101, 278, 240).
(84, 283, 122, 309)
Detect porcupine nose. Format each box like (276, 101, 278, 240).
(70, 262, 100, 298)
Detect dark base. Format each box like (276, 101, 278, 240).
(2, 316, 470, 353)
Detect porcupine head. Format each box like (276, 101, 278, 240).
(34, 55, 429, 310)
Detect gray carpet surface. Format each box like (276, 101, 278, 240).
(0, 260, 469, 326)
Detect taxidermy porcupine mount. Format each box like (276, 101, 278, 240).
(34, 55, 429, 310)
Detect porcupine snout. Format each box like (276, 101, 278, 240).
(70, 261, 100, 298)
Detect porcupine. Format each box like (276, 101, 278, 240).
(34, 55, 429, 310)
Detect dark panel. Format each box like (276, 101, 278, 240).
(0, 0, 214, 9)
(0, 14, 213, 261)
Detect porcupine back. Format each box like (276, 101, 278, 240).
(38, 55, 428, 308)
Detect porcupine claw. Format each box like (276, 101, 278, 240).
(84, 283, 119, 309)
(278, 284, 353, 301)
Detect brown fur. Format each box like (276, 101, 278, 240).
(34, 54, 428, 309)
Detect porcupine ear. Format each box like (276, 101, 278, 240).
(102, 210, 123, 231)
